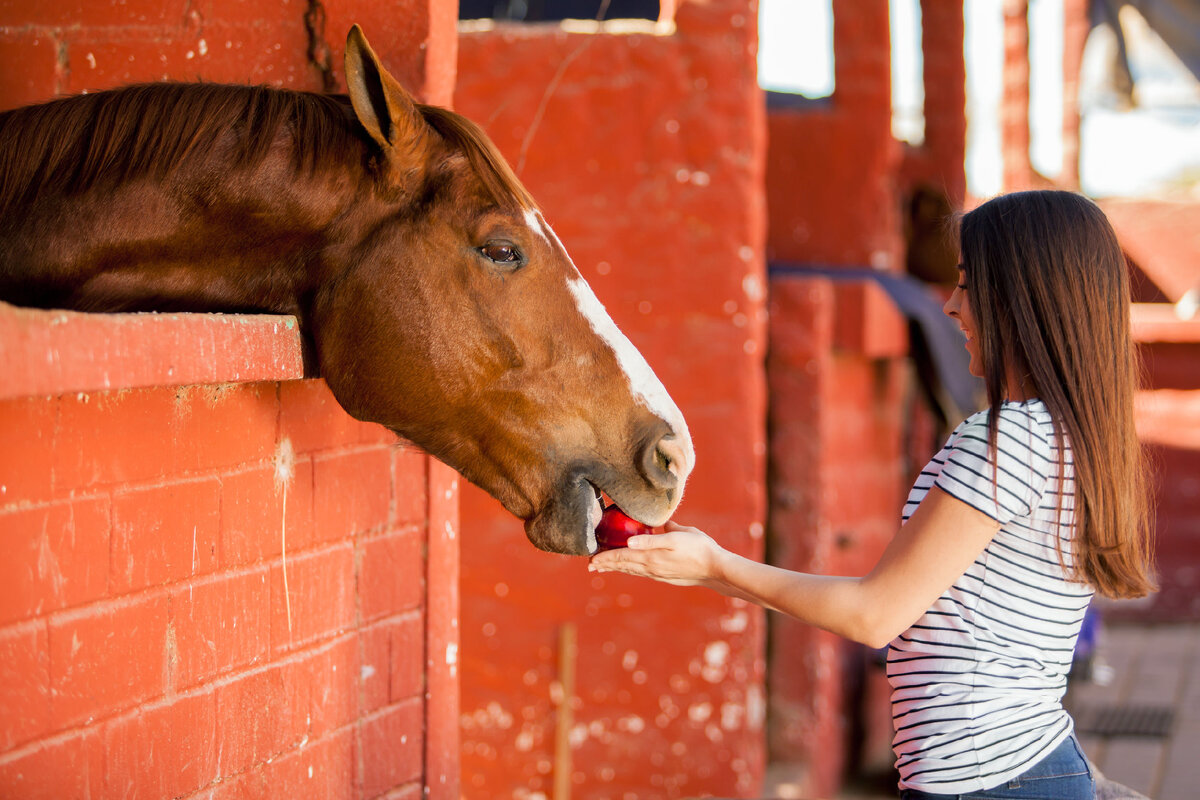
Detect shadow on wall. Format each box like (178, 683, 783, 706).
(769, 263, 984, 436)
(458, 0, 659, 21)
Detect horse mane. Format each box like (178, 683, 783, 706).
(419, 103, 538, 212)
(0, 83, 370, 218)
(0, 82, 537, 219)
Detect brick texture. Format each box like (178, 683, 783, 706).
(0, 729, 105, 799)
(0, 621, 51, 751)
(111, 478, 222, 593)
(0, 2, 457, 793)
(0, 497, 111, 624)
(208, 726, 356, 800)
(453, 0, 769, 795)
(104, 689, 219, 800)
(0, 370, 446, 798)
(359, 699, 424, 799)
(764, 275, 926, 796)
(220, 460, 317, 567)
(168, 568, 271, 690)
(0, 396, 57, 505)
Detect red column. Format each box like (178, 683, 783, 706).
(1002, 0, 1035, 191)
(425, 458, 461, 799)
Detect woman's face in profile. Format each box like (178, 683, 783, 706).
(944, 264, 982, 378)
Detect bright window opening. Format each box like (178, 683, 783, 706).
(1029, 0, 1064, 181)
(890, 0, 925, 145)
(965, 0, 1004, 198)
(1078, 4, 1200, 197)
(757, 0, 835, 99)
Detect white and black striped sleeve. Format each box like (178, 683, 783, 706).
(934, 406, 1052, 525)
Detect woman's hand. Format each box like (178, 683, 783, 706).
(588, 521, 725, 587)
(585, 488, 1002, 648)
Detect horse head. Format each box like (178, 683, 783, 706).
(312, 26, 694, 555)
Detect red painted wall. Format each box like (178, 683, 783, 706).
(765, 277, 921, 796)
(766, 1, 897, 269)
(761, 5, 1200, 795)
(1130, 309, 1200, 620)
(453, 1, 769, 796)
(0, 2, 461, 798)
(0, 308, 460, 799)
(1107, 206, 1200, 621)
(0, 0, 453, 104)
(762, 2, 968, 795)
(767, 0, 966, 269)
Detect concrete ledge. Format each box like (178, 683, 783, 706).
(1135, 389, 1200, 450)
(0, 302, 306, 401)
(1132, 303, 1200, 344)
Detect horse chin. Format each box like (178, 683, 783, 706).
(524, 479, 604, 556)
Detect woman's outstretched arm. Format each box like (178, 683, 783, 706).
(588, 486, 1001, 649)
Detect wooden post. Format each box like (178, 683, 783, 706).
(553, 622, 578, 800)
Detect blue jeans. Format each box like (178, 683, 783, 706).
(898, 734, 1094, 800)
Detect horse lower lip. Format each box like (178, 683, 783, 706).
(588, 485, 605, 523)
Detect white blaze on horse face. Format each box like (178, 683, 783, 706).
(529, 210, 695, 481)
(565, 275, 694, 467)
(524, 209, 549, 244)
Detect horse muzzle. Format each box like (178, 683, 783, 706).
(523, 426, 694, 556)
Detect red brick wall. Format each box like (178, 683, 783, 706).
(900, 0, 967, 207)
(765, 277, 918, 796)
(0, 2, 462, 797)
(766, 0, 899, 268)
(0, 0, 452, 106)
(1130, 309, 1200, 620)
(1000, 0, 1035, 192)
(0, 308, 460, 799)
(452, 1, 769, 796)
(767, 0, 967, 269)
(762, 2, 968, 794)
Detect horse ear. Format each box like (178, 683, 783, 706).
(344, 25, 431, 167)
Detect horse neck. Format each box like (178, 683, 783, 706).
(3, 153, 370, 317)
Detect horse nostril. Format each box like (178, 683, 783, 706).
(644, 433, 689, 492)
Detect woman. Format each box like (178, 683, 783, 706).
(590, 190, 1156, 799)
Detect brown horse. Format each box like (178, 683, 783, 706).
(0, 25, 693, 556)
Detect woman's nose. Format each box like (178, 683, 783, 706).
(943, 291, 958, 318)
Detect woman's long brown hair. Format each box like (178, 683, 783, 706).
(958, 190, 1155, 598)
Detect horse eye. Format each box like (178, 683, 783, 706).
(479, 243, 523, 267)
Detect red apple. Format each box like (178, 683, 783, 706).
(595, 505, 655, 551)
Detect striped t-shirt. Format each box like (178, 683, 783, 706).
(887, 399, 1094, 793)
